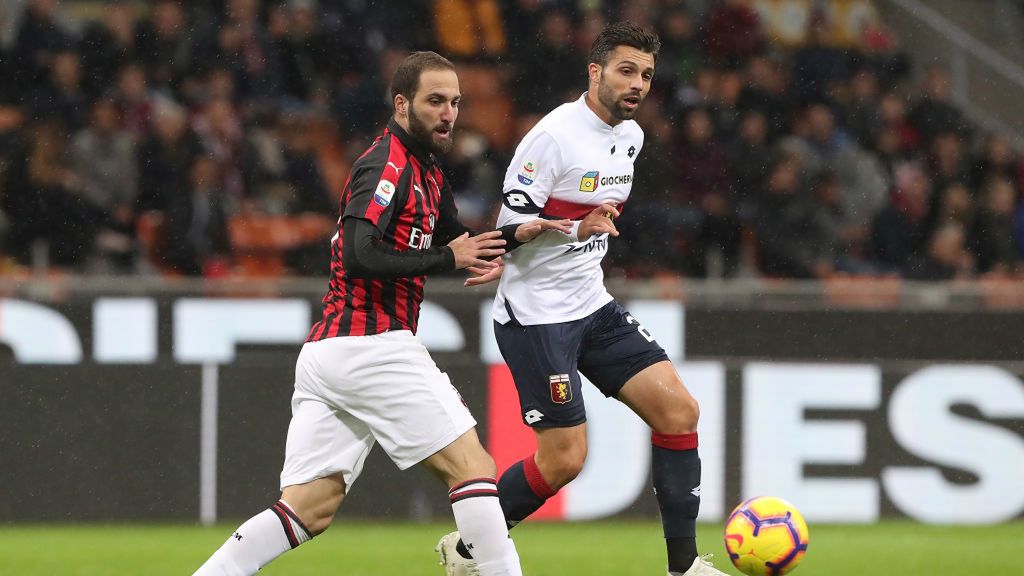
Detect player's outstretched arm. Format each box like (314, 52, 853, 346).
(578, 204, 620, 242)
(447, 231, 506, 270)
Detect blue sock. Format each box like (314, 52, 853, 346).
(652, 432, 701, 572)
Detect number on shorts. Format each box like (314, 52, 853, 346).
(625, 314, 655, 343)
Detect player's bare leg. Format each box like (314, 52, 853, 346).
(192, 474, 344, 575)
(424, 428, 522, 576)
(618, 360, 726, 576)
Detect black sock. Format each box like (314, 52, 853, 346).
(652, 433, 701, 573)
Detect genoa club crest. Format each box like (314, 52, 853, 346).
(549, 374, 572, 404)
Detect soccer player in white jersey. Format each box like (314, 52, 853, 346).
(437, 22, 729, 576)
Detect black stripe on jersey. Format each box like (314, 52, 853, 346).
(374, 153, 416, 333)
(502, 189, 542, 214)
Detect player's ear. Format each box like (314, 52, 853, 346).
(588, 62, 602, 86)
(394, 94, 408, 119)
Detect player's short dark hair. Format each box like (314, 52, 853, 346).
(390, 51, 456, 105)
(588, 21, 661, 67)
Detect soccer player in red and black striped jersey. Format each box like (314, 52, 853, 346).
(193, 52, 569, 576)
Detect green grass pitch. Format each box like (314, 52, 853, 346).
(1, 520, 1021, 575)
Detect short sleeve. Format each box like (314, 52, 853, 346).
(342, 148, 406, 232)
(499, 129, 563, 216)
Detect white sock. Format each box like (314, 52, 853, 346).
(193, 500, 312, 575)
(449, 478, 523, 576)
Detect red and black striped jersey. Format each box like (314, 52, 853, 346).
(307, 119, 469, 340)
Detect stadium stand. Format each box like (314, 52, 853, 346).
(0, 0, 1020, 285)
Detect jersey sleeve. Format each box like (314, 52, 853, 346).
(497, 129, 563, 227)
(341, 146, 406, 233)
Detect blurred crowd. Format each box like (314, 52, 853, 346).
(0, 0, 1021, 281)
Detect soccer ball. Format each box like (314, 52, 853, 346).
(723, 496, 809, 576)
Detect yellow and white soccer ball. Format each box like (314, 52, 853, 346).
(723, 496, 809, 576)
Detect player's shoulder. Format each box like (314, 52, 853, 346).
(351, 133, 408, 180)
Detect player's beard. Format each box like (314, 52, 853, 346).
(407, 102, 454, 155)
(597, 71, 643, 122)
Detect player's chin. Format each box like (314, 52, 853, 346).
(432, 133, 454, 154)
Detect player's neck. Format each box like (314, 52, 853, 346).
(584, 91, 622, 127)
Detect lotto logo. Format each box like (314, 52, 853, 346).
(579, 171, 599, 192)
(549, 374, 572, 404)
(524, 409, 545, 424)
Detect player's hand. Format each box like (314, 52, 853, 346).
(447, 231, 505, 270)
(514, 218, 573, 242)
(578, 204, 620, 242)
(464, 258, 504, 287)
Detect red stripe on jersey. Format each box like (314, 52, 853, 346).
(360, 133, 406, 227)
(541, 198, 624, 221)
(308, 123, 445, 341)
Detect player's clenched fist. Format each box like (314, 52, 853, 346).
(447, 231, 506, 269)
(578, 203, 620, 242)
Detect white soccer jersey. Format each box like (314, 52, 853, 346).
(493, 93, 644, 326)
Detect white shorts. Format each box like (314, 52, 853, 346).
(279, 330, 476, 491)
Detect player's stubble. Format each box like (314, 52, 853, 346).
(596, 68, 644, 122)
(407, 101, 454, 155)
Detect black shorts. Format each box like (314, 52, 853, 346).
(494, 300, 670, 428)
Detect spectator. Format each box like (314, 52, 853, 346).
(704, 0, 761, 67)
(273, 1, 330, 101)
(676, 107, 740, 277)
(738, 54, 789, 139)
(137, 0, 196, 93)
(79, 1, 139, 99)
(908, 222, 974, 281)
(909, 66, 970, 144)
(192, 97, 245, 205)
(727, 109, 771, 222)
(969, 133, 1023, 197)
(926, 131, 969, 206)
(10, 120, 95, 267)
(68, 99, 138, 271)
(164, 154, 230, 276)
(31, 50, 89, 133)
(811, 171, 872, 273)
(970, 177, 1021, 276)
(756, 155, 834, 278)
(13, 0, 75, 92)
(112, 63, 156, 136)
(871, 162, 932, 275)
(791, 13, 849, 105)
(655, 6, 702, 94)
(137, 99, 204, 213)
(840, 67, 882, 148)
(514, 10, 585, 113)
(931, 182, 976, 235)
(208, 0, 282, 99)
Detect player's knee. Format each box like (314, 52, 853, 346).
(447, 442, 498, 484)
(652, 394, 700, 435)
(306, 510, 335, 536)
(542, 443, 587, 487)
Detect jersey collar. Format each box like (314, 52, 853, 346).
(387, 118, 437, 166)
(576, 92, 625, 136)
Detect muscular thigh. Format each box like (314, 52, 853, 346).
(578, 301, 669, 398)
(494, 316, 587, 428)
